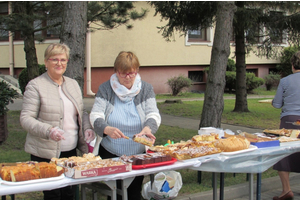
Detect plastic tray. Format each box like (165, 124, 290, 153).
(220, 145, 258, 155)
(1, 173, 65, 186)
(132, 158, 177, 170)
(251, 140, 280, 148)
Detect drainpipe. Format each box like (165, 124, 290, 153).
(8, 1, 14, 76)
(86, 27, 95, 96)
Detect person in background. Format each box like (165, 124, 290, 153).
(90, 51, 161, 200)
(272, 51, 300, 200)
(20, 43, 95, 200)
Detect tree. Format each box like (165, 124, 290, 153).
(1, 1, 147, 94)
(0, 2, 63, 81)
(200, 2, 236, 128)
(60, 2, 87, 93)
(61, 1, 147, 92)
(151, 2, 236, 128)
(232, 2, 300, 112)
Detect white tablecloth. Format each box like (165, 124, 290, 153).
(0, 159, 199, 196)
(1, 141, 300, 196)
(191, 141, 300, 173)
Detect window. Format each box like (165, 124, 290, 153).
(246, 69, 258, 77)
(245, 25, 261, 44)
(188, 71, 204, 82)
(268, 11, 285, 44)
(188, 28, 207, 42)
(186, 26, 213, 46)
(0, 2, 60, 42)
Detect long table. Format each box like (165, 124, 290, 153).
(0, 159, 199, 197)
(1, 141, 300, 200)
(190, 141, 300, 200)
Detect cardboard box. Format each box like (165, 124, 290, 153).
(251, 140, 280, 148)
(64, 159, 132, 179)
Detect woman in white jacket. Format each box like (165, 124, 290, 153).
(20, 43, 95, 200)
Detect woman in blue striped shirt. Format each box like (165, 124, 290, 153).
(90, 51, 161, 200)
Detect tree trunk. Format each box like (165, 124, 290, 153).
(60, 1, 87, 94)
(199, 2, 237, 129)
(233, 1, 249, 112)
(20, 2, 39, 81)
(0, 114, 8, 144)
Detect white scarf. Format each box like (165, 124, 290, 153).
(110, 73, 142, 102)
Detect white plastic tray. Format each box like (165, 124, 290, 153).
(1, 173, 65, 186)
(220, 145, 258, 155)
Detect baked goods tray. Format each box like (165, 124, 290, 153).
(0, 173, 65, 186)
(177, 153, 220, 163)
(132, 157, 177, 170)
(220, 145, 258, 155)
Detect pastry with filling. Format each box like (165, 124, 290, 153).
(133, 135, 154, 146)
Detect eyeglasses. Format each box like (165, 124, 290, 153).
(48, 58, 68, 65)
(118, 71, 137, 78)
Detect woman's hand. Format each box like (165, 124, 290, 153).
(49, 127, 65, 141)
(104, 126, 125, 139)
(137, 126, 156, 141)
(84, 129, 95, 143)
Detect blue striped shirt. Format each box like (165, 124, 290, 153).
(101, 95, 145, 156)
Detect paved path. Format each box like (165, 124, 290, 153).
(9, 96, 300, 200)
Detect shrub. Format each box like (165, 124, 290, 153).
(19, 64, 46, 94)
(167, 75, 193, 96)
(225, 72, 264, 93)
(276, 46, 300, 77)
(0, 80, 19, 115)
(225, 71, 236, 93)
(264, 72, 281, 91)
(227, 58, 236, 72)
(246, 73, 265, 93)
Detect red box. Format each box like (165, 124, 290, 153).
(64, 159, 132, 179)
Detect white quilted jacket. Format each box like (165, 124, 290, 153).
(20, 72, 90, 159)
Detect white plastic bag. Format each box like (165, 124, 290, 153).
(142, 171, 182, 200)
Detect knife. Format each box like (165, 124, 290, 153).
(124, 136, 133, 140)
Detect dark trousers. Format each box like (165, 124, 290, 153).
(31, 149, 77, 200)
(99, 145, 144, 200)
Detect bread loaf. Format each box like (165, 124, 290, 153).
(214, 136, 250, 152)
(0, 162, 63, 182)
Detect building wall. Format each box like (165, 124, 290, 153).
(0, 2, 280, 96)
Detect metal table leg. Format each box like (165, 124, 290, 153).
(249, 173, 254, 200)
(220, 173, 224, 200)
(213, 172, 218, 200)
(256, 173, 262, 200)
(119, 177, 135, 200)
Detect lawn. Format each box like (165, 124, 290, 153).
(1, 93, 280, 199)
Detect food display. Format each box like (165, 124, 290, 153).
(51, 153, 102, 167)
(263, 128, 293, 136)
(120, 153, 172, 165)
(149, 134, 223, 160)
(50, 153, 131, 179)
(214, 136, 250, 152)
(0, 162, 63, 182)
(133, 135, 154, 146)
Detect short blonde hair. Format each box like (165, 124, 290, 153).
(44, 43, 70, 60)
(114, 51, 140, 72)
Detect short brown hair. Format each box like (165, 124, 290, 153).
(44, 43, 70, 61)
(114, 51, 140, 72)
(290, 51, 300, 70)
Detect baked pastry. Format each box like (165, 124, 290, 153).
(263, 128, 292, 136)
(0, 162, 64, 182)
(214, 136, 250, 152)
(133, 135, 154, 146)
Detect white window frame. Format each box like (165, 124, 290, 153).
(185, 27, 213, 46)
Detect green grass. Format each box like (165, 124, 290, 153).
(157, 98, 280, 129)
(1, 93, 280, 199)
